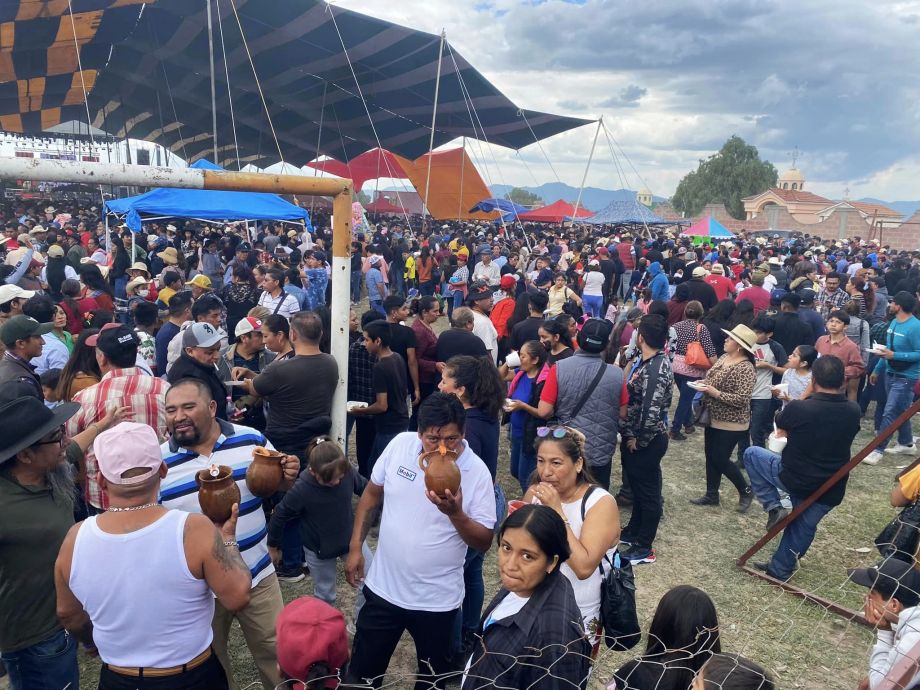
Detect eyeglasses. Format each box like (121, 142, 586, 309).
(34, 428, 65, 448)
(536, 426, 575, 439)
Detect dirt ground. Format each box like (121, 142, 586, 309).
(76, 308, 917, 689)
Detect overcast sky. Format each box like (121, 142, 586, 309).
(334, 0, 920, 202)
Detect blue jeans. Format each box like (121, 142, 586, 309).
(509, 434, 535, 493)
(451, 547, 486, 656)
(743, 446, 784, 512)
(737, 398, 776, 461)
(878, 375, 917, 450)
(369, 299, 386, 316)
(582, 294, 602, 318)
(672, 373, 700, 431)
(350, 270, 363, 302)
(450, 290, 465, 312)
(419, 281, 435, 297)
(1, 629, 78, 690)
(768, 497, 833, 580)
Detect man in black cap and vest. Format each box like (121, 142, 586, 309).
(0, 315, 53, 400)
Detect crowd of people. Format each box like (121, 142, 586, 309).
(0, 194, 919, 690)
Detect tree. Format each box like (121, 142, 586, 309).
(356, 190, 371, 206)
(671, 136, 778, 220)
(504, 187, 543, 208)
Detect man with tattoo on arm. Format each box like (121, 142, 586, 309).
(54, 422, 251, 689)
(344, 393, 497, 689)
(158, 378, 300, 690)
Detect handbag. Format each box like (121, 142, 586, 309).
(875, 501, 920, 563)
(693, 400, 711, 427)
(684, 323, 711, 369)
(581, 488, 641, 650)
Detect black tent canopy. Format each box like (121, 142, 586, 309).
(0, 0, 592, 168)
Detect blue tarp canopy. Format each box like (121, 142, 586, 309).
(578, 200, 687, 226)
(104, 160, 312, 233)
(468, 198, 529, 223)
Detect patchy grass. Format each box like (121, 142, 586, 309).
(76, 305, 917, 688)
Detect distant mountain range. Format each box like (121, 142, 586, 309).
(855, 198, 920, 218)
(488, 183, 666, 212)
(379, 182, 920, 218)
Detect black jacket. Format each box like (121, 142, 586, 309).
(463, 570, 590, 690)
(167, 352, 229, 420)
(267, 466, 366, 559)
(0, 353, 43, 401)
(772, 311, 816, 354)
(683, 278, 718, 312)
(777, 392, 861, 506)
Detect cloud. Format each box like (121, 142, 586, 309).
(599, 85, 648, 108)
(330, 0, 920, 201)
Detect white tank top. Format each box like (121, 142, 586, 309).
(69, 510, 214, 667)
(560, 486, 616, 642)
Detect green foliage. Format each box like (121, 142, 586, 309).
(504, 187, 543, 207)
(356, 190, 371, 205)
(672, 136, 778, 220)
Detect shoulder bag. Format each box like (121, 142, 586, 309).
(562, 361, 608, 423)
(684, 323, 712, 369)
(581, 487, 641, 650)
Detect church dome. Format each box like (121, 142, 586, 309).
(782, 168, 804, 182)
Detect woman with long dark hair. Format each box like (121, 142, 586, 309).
(613, 585, 722, 690)
(59, 278, 95, 336)
(222, 264, 261, 342)
(500, 340, 554, 491)
(670, 301, 717, 440)
(42, 246, 77, 300)
(538, 319, 573, 364)
(702, 299, 736, 356)
(78, 263, 114, 312)
(56, 328, 102, 401)
(417, 246, 436, 296)
(409, 295, 442, 424)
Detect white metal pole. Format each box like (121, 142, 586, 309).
(572, 117, 603, 223)
(206, 0, 218, 162)
(423, 29, 446, 219)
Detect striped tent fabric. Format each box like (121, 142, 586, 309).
(0, 0, 592, 169)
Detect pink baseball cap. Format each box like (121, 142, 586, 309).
(93, 422, 163, 486)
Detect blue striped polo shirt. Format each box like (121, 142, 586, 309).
(159, 419, 274, 587)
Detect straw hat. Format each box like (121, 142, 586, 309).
(721, 324, 757, 354)
(129, 261, 151, 277)
(157, 246, 179, 264)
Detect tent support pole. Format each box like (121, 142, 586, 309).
(0, 158, 353, 447)
(572, 117, 602, 222)
(423, 29, 446, 219)
(206, 0, 219, 161)
(458, 136, 465, 221)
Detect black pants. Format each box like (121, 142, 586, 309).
(590, 461, 612, 491)
(704, 427, 749, 498)
(99, 653, 228, 690)
(736, 398, 776, 461)
(347, 587, 458, 690)
(621, 433, 667, 550)
(355, 417, 377, 479)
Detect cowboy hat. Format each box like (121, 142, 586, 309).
(128, 261, 151, 277)
(0, 395, 79, 463)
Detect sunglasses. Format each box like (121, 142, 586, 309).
(536, 426, 575, 439)
(34, 428, 65, 448)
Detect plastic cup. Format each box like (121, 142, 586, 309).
(507, 499, 527, 515)
(505, 351, 521, 368)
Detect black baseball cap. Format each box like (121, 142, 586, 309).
(86, 323, 139, 358)
(849, 558, 920, 608)
(576, 318, 613, 353)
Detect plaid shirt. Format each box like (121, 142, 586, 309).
(465, 570, 591, 689)
(818, 287, 851, 317)
(347, 338, 377, 403)
(65, 368, 168, 509)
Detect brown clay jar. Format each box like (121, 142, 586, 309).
(246, 447, 285, 498)
(196, 465, 241, 522)
(418, 444, 461, 498)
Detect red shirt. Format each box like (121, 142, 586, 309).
(705, 274, 735, 301)
(736, 286, 771, 315)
